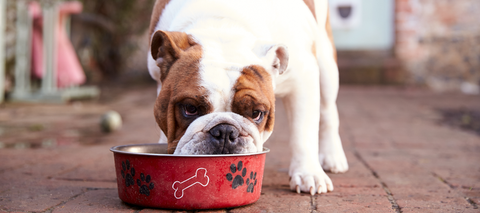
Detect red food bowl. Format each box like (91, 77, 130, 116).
(110, 144, 269, 210)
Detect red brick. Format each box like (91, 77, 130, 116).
(52, 189, 136, 213)
(229, 186, 312, 213)
(0, 177, 85, 212)
(389, 186, 475, 212)
(53, 145, 117, 182)
(315, 186, 393, 213)
(396, 2, 412, 13)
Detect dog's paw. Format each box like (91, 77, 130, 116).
(289, 163, 333, 195)
(319, 151, 348, 173)
(319, 135, 349, 173)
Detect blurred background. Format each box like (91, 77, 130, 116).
(2, 0, 156, 102)
(1, 0, 479, 101)
(329, 0, 479, 94)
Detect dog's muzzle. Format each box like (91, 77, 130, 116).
(208, 123, 241, 154)
(173, 112, 262, 155)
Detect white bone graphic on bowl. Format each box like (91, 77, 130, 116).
(172, 168, 210, 199)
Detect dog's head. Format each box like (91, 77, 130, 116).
(149, 30, 288, 154)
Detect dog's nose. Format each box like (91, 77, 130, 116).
(208, 124, 240, 154)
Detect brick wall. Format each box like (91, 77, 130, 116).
(395, 0, 480, 93)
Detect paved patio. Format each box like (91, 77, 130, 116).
(0, 82, 479, 213)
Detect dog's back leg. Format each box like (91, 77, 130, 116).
(313, 0, 348, 173)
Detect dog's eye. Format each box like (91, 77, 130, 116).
(184, 104, 198, 116)
(252, 110, 263, 121)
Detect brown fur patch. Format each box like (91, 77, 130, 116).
(303, 0, 316, 20)
(232, 65, 276, 134)
(148, 0, 172, 46)
(153, 40, 212, 154)
(312, 41, 317, 59)
(151, 31, 198, 82)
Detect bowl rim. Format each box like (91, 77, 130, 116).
(110, 143, 270, 157)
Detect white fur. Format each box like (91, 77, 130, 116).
(148, 0, 348, 194)
(313, 0, 349, 174)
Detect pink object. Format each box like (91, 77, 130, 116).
(29, 1, 85, 88)
(110, 144, 268, 210)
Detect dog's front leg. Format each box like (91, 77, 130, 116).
(282, 62, 333, 195)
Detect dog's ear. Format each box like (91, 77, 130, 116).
(253, 41, 289, 76)
(266, 45, 289, 75)
(150, 30, 193, 81)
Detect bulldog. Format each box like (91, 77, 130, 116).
(147, 0, 348, 195)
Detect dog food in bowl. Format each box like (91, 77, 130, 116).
(110, 143, 269, 210)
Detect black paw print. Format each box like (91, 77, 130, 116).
(137, 173, 154, 196)
(226, 161, 247, 189)
(246, 171, 257, 193)
(121, 160, 135, 187)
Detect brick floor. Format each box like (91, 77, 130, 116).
(0, 84, 479, 212)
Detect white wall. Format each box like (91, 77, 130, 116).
(329, 0, 395, 50)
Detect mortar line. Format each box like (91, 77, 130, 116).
(49, 177, 117, 183)
(465, 197, 479, 209)
(340, 104, 403, 213)
(40, 188, 125, 213)
(432, 172, 479, 209)
(353, 150, 402, 213)
(49, 154, 105, 178)
(41, 189, 88, 213)
(310, 195, 318, 212)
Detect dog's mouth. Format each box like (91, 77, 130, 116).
(173, 112, 262, 155)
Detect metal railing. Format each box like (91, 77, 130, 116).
(9, 0, 99, 103)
